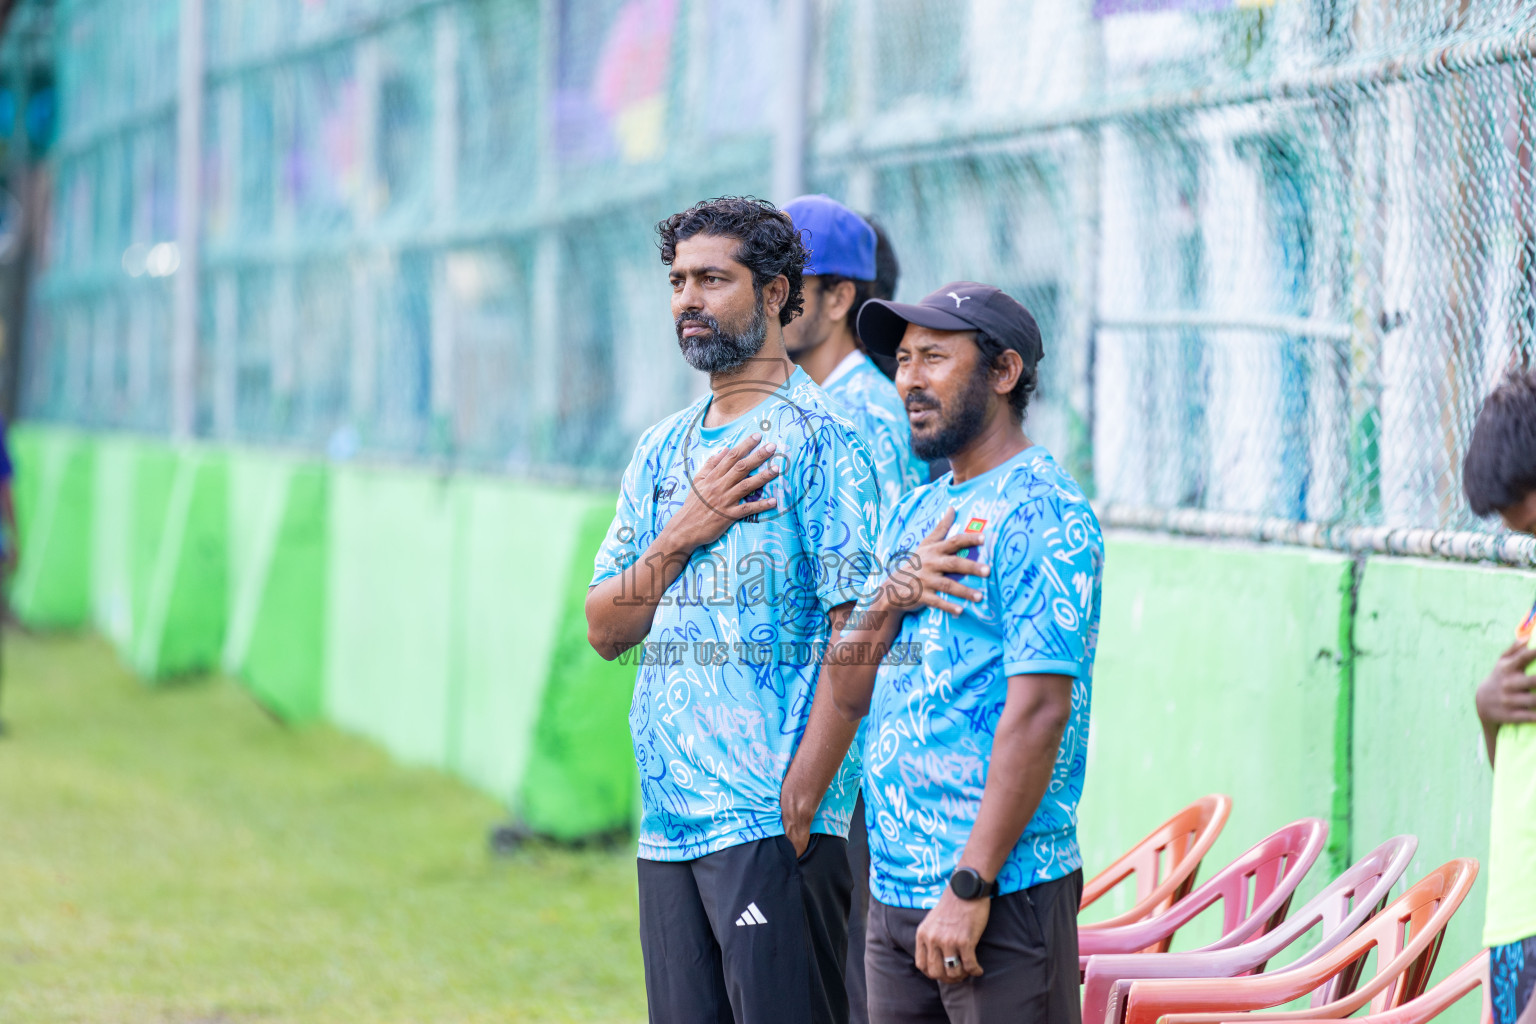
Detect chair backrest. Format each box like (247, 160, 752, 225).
(1271, 835, 1419, 1003)
(1121, 858, 1479, 1024)
(1091, 837, 1421, 1024)
(1300, 858, 1476, 1017)
(1082, 794, 1233, 947)
(1080, 817, 1327, 959)
(1261, 950, 1491, 1024)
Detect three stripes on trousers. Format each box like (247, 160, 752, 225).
(734, 902, 768, 927)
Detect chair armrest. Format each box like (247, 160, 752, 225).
(1084, 952, 1258, 1024)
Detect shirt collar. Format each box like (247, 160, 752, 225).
(822, 350, 864, 390)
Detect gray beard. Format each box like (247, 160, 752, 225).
(677, 300, 769, 374)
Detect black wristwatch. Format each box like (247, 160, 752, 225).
(949, 866, 999, 901)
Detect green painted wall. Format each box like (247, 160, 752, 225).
(149, 452, 229, 677)
(1080, 536, 1350, 948)
(448, 478, 591, 805)
(86, 437, 228, 678)
(322, 464, 620, 814)
(1351, 558, 1534, 1002)
(10, 425, 93, 627)
(518, 497, 640, 840)
(324, 464, 458, 766)
(224, 451, 328, 722)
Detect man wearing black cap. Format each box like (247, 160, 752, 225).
(824, 283, 1105, 1024)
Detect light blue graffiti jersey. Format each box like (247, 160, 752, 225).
(822, 351, 928, 507)
(862, 445, 1104, 909)
(592, 367, 882, 862)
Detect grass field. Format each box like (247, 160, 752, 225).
(0, 629, 646, 1023)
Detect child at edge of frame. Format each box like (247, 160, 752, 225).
(1465, 368, 1536, 1024)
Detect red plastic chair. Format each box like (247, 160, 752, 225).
(1086, 835, 1419, 1024)
(1081, 818, 1325, 993)
(1253, 950, 1492, 1024)
(1081, 795, 1233, 951)
(1120, 858, 1478, 1024)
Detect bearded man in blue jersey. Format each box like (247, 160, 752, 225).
(827, 283, 1104, 1024)
(586, 197, 883, 1024)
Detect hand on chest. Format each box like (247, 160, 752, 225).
(652, 438, 798, 527)
(911, 501, 1002, 622)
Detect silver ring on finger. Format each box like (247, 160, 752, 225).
(943, 956, 961, 971)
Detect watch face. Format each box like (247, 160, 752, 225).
(951, 868, 981, 899)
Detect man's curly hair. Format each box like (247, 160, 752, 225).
(656, 196, 807, 326)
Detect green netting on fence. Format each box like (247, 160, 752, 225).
(27, 0, 1536, 537)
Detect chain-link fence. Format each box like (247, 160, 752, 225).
(21, 0, 1536, 538)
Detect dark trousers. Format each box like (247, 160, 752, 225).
(638, 833, 852, 1024)
(865, 870, 1084, 1024)
(848, 791, 871, 1024)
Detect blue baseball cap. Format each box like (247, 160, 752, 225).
(784, 194, 877, 280)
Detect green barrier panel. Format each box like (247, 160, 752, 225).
(519, 495, 639, 840)
(225, 450, 327, 722)
(324, 464, 456, 766)
(10, 424, 94, 628)
(144, 451, 228, 678)
(1080, 536, 1348, 944)
(324, 467, 595, 796)
(90, 436, 170, 659)
(449, 478, 589, 803)
(88, 437, 228, 679)
(1352, 558, 1535, 1019)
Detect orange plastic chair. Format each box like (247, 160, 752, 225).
(1087, 835, 1418, 1024)
(1255, 950, 1492, 1024)
(1081, 794, 1233, 952)
(1120, 858, 1479, 1024)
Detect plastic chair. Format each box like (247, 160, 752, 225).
(1256, 950, 1492, 1024)
(1080, 818, 1324, 1006)
(1087, 835, 1419, 1024)
(1082, 817, 1326, 964)
(1081, 795, 1233, 952)
(1119, 857, 1478, 1024)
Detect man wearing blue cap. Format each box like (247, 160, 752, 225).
(785, 194, 928, 1024)
(783, 195, 927, 508)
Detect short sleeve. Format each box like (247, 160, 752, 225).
(589, 441, 654, 588)
(996, 496, 1103, 679)
(796, 420, 882, 611)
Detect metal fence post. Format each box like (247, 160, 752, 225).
(773, 0, 812, 205)
(172, 0, 204, 440)
(430, 5, 460, 447)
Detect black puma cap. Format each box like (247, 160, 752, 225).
(857, 281, 1044, 366)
